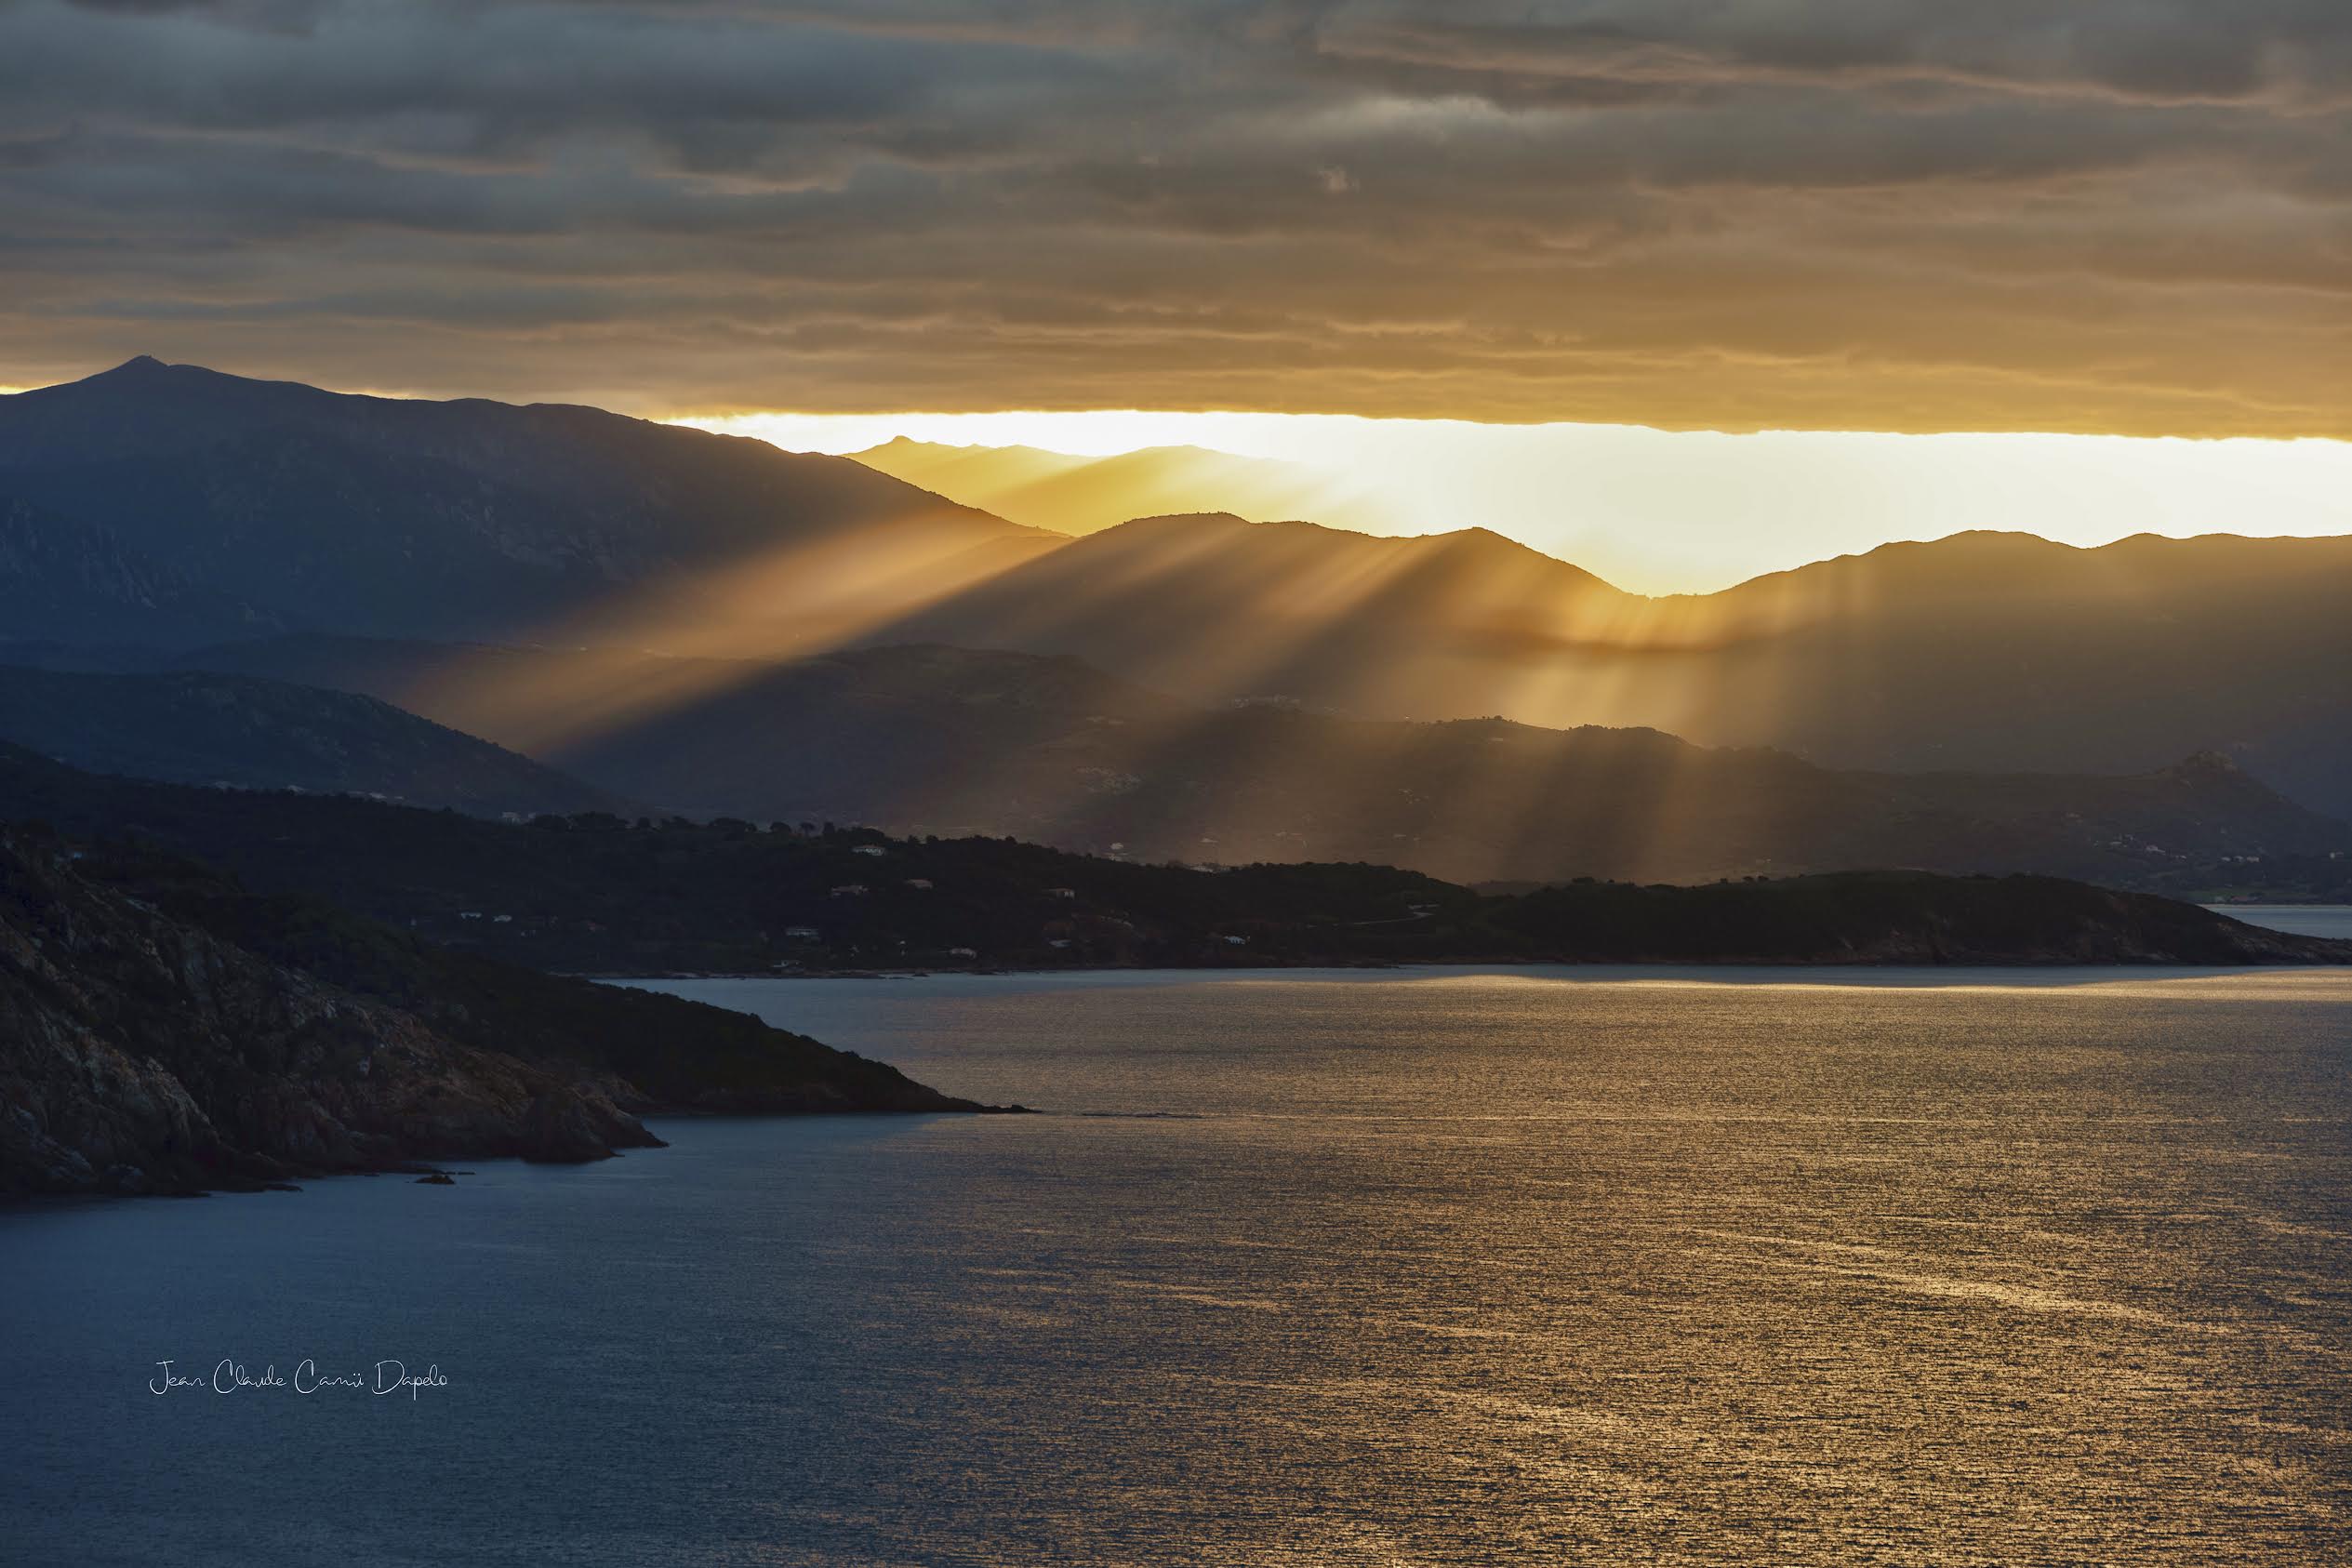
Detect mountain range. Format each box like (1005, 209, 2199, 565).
(0, 665, 619, 817)
(172, 637, 2349, 890)
(862, 513, 2352, 820)
(849, 436, 1407, 538)
(5, 357, 2348, 840)
(0, 356, 1046, 652)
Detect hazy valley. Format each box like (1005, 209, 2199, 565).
(143, 636, 2350, 894)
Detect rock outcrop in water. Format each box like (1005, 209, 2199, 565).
(0, 828, 987, 1198)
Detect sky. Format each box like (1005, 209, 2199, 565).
(3, 1, 2349, 589)
(3, 0, 2348, 437)
(685, 411, 2352, 595)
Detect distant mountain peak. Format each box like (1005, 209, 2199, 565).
(1106, 510, 1256, 532)
(59, 354, 311, 409)
(0, 358, 1035, 649)
(86, 353, 180, 383)
(1415, 523, 1576, 558)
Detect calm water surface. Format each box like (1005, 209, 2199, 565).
(5, 966, 2350, 1566)
(2215, 904, 2352, 941)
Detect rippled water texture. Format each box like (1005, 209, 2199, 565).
(6, 966, 2349, 1565)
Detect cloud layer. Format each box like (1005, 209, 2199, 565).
(2, 0, 2347, 433)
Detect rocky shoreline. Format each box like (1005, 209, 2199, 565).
(0, 830, 1002, 1199)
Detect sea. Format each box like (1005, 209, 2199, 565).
(2206, 904, 2352, 942)
(5, 960, 2349, 1565)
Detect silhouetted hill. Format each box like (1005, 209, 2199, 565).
(1480, 870, 2347, 966)
(0, 665, 623, 818)
(181, 637, 2352, 890)
(15, 365, 2351, 820)
(874, 512, 1632, 715)
(1623, 530, 2352, 818)
(0, 749, 2337, 979)
(846, 519, 2352, 819)
(0, 823, 990, 1197)
(850, 437, 1407, 538)
(179, 634, 1184, 777)
(0, 357, 1046, 648)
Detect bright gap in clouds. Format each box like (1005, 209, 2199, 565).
(675, 410, 2352, 597)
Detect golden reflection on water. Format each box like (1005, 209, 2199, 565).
(13, 970, 2341, 1564)
(677, 968, 2352, 1563)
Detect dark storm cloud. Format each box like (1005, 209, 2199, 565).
(1, 0, 2347, 434)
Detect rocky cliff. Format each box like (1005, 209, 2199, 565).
(0, 828, 985, 1198)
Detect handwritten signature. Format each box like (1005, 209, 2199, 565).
(149, 1360, 449, 1399)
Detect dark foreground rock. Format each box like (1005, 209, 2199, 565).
(0, 828, 989, 1198)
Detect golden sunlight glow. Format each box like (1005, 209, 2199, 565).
(678, 411, 2352, 597)
(394, 517, 1063, 754)
(343, 399, 2352, 891)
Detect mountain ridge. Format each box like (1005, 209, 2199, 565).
(172, 635, 2352, 892)
(853, 515, 2352, 816)
(0, 821, 991, 1197)
(10, 360, 2349, 818)
(0, 356, 1045, 648)
(0, 664, 624, 818)
(3, 749, 2340, 985)
(849, 435, 1409, 540)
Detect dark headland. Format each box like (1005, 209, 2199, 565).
(6, 739, 2348, 1199)
(2, 745, 2343, 977)
(0, 827, 1009, 1201)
